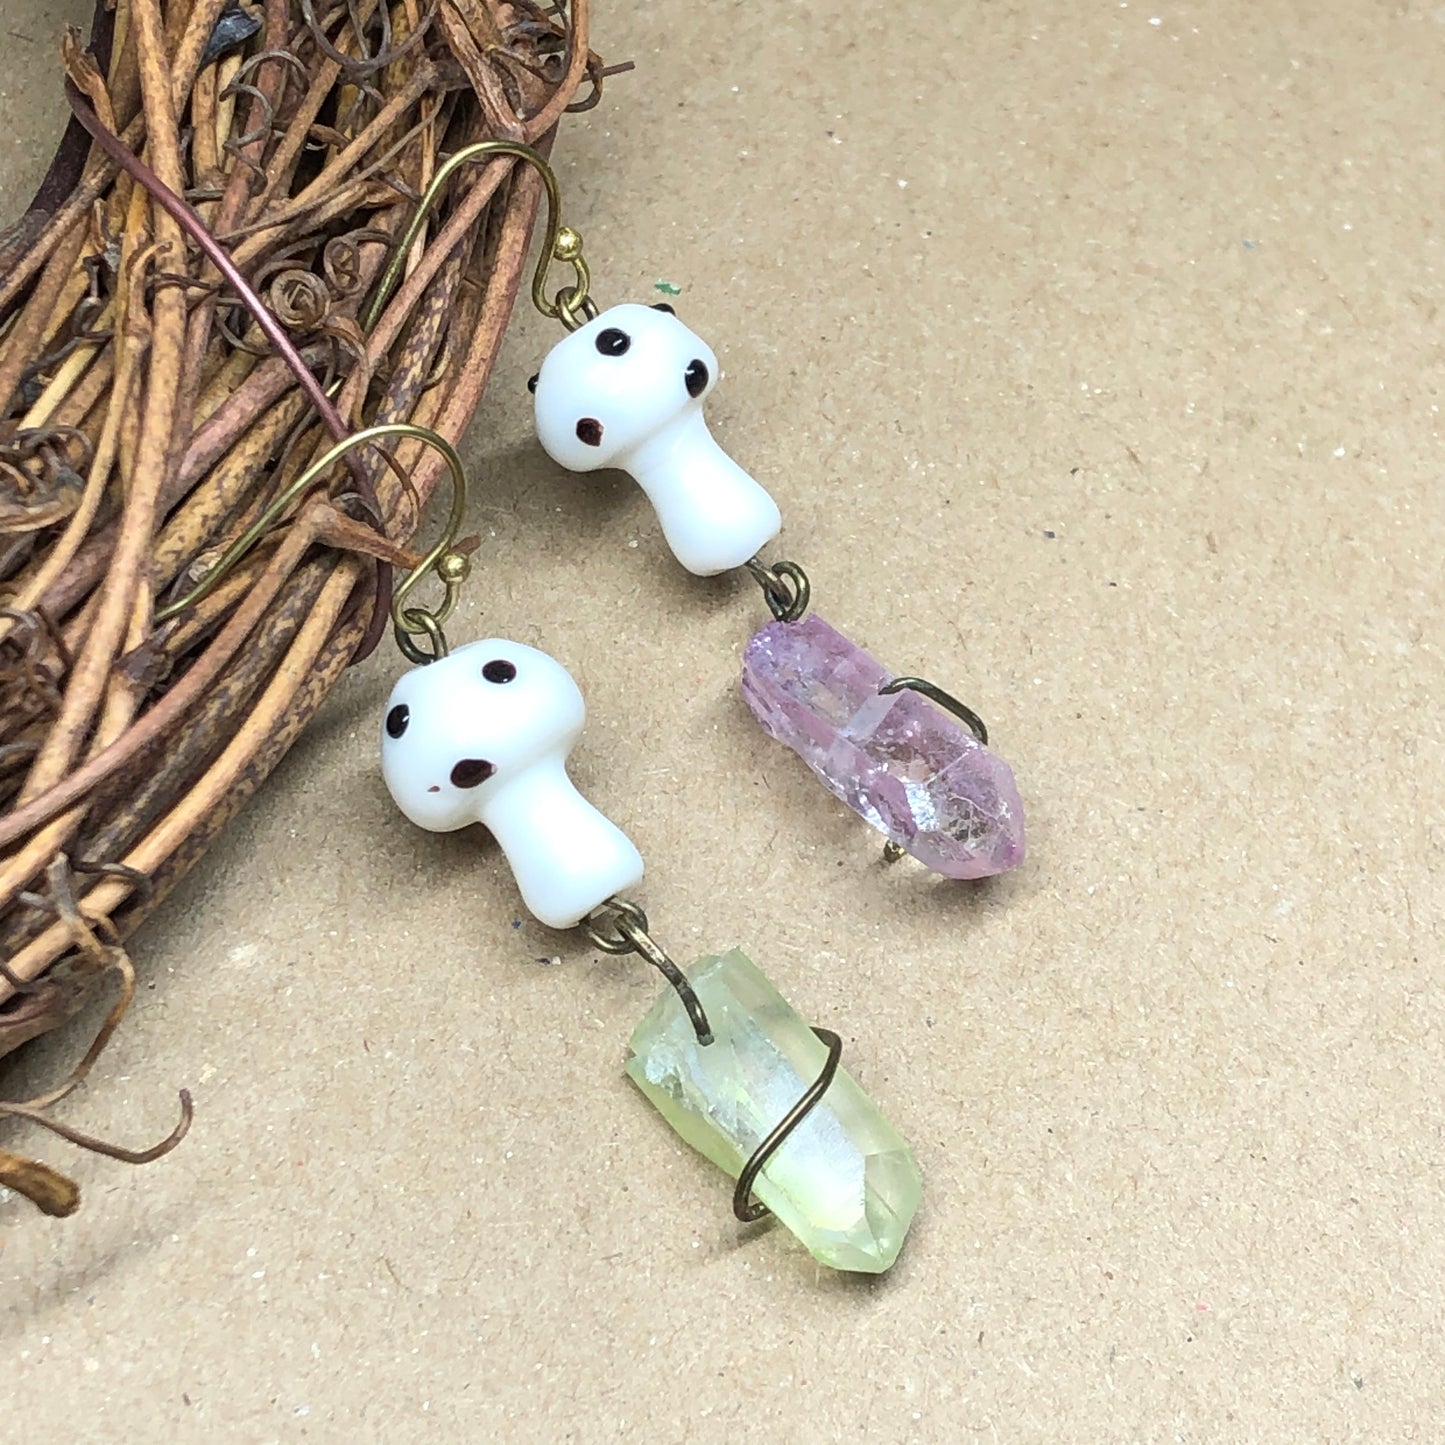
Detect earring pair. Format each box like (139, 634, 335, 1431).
(373, 144, 1028, 1276)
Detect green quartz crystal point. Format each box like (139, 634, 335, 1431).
(625, 948, 921, 1274)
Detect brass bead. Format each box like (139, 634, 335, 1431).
(553, 226, 584, 261)
(436, 550, 471, 584)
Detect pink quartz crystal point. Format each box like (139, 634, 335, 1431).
(741, 614, 1025, 879)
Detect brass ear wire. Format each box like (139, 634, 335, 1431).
(384, 428, 472, 663)
(364, 140, 597, 334)
(157, 422, 471, 666)
(153, 146, 593, 653)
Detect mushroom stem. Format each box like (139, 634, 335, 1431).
(479, 758, 644, 930)
(625, 411, 782, 577)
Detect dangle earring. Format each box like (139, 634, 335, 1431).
(378, 631, 920, 1275)
(528, 292, 1027, 883)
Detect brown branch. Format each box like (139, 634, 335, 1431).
(0, 0, 615, 1213)
(0, 1089, 193, 1165)
(0, 1150, 81, 1216)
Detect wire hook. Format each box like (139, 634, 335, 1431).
(364, 140, 597, 333)
(879, 675, 989, 746)
(744, 556, 811, 623)
(156, 422, 471, 666)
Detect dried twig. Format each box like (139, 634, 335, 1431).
(0, 0, 608, 1213)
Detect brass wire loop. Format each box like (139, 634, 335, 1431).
(744, 556, 811, 623)
(584, 897, 713, 1045)
(365, 141, 597, 334)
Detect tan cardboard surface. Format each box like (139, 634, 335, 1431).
(2, 3, 1442, 1440)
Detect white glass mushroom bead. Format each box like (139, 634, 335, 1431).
(379, 639, 643, 930)
(531, 302, 782, 576)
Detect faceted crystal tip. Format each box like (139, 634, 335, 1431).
(741, 614, 1026, 879)
(625, 949, 921, 1274)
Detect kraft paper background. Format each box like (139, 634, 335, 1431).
(2, 3, 1441, 1440)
